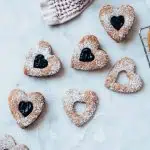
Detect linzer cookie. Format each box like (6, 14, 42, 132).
(99, 5, 135, 42)
(8, 89, 45, 128)
(105, 57, 143, 93)
(0, 135, 29, 150)
(71, 35, 109, 71)
(24, 41, 61, 77)
(63, 89, 98, 127)
(0, 134, 16, 150)
(40, 0, 93, 25)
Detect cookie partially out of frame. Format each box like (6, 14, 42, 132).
(105, 57, 143, 93)
(8, 89, 45, 128)
(24, 41, 61, 77)
(71, 35, 109, 70)
(99, 5, 135, 42)
(63, 89, 98, 127)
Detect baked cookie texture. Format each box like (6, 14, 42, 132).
(99, 5, 135, 42)
(63, 89, 98, 127)
(0, 135, 29, 150)
(24, 41, 61, 77)
(0, 135, 16, 150)
(40, 0, 94, 25)
(8, 89, 45, 128)
(105, 57, 143, 93)
(71, 35, 109, 71)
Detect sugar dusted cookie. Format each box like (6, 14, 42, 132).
(105, 57, 143, 93)
(99, 5, 135, 42)
(11, 145, 29, 150)
(71, 35, 109, 70)
(63, 89, 98, 127)
(24, 41, 61, 77)
(40, 0, 94, 25)
(0, 135, 29, 150)
(0, 134, 16, 150)
(8, 89, 45, 128)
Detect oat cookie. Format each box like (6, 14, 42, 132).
(40, 0, 94, 25)
(71, 35, 109, 70)
(8, 89, 45, 128)
(105, 57, 143, 93)
(24, 41, 61, 77)
(63, 89, 98, 127)
(0, 135, 29, 150)
(99, 5, 135, 42)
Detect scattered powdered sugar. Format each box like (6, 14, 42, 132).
(0, 135, 29, 150)
(105, 57, 143, 93)
(24, 41, 61, 77)
(40, 0, 94, 25)
(100, 5, 135, 42)
(63, 89, 99, 127)
(0, 134, 16, 150)
(71, 35, 109, 70)
(8, 89, 45, 128)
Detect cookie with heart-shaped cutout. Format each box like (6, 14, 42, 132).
(0, 134, 16, 150)
(99, 5, 135, 42)
(105, 57, 143, 93)
(24, 40, 61, 77)
(71, 35, 109, 70)
(40, 0, 94, 25)
(8, 89, 45, 128)
(63, 89, 98, 127)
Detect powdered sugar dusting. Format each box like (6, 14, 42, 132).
(24, 41, 61, 77)
(63, 89, 98, 127)
(100, 5, 135, 42)
(105, 57, 143, 93)
(8, 89, 45, 128)
(71, 35, 109, 70)
(0, 134, 16, 150)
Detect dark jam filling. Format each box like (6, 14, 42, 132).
(79, 48, 95, 62)
(34, 54, 48, 69)
(110, 15, 125, 30)
(18, 101, 33, 117)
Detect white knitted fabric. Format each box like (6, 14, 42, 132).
(40, 0, 94, 25)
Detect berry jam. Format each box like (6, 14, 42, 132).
(19, 101, 33, 117)
(110, 16, 125, 30)
(34, 54, 48, 69)
(79, 48, 95, 62)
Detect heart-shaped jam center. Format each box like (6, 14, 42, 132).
(110, 16, 125, 30)
(79, 48, 95, 62)
(34, 54, 48, 69)
(18, 101, 33, 117)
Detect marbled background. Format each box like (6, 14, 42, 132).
(0, 0, 150, 150)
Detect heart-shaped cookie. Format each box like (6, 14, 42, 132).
(11, 145, 29, 150)
(24, 41, 61, 77)
(40, 0, 94, 25)
(71, 35, 109, 70)
(0, 135, 29, 150)
(105, 57, 143, 93)
(99, 5, 135, 42)
(8, 89, 45, 128)
(0, 135, 16, 150)
(63, 89, 98, 127)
